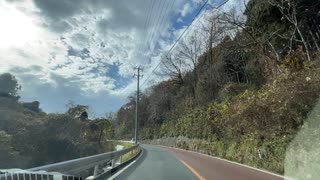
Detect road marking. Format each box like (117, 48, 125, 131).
(159, 145, 294, 180)
(179, 159, 205, 180)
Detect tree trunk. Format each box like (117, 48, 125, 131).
(267, 40, 280, 62)
(296, 25, 311, 61)
(209, 22, 214, 63)
(309, 29, 320, 52)
(98, 129, 103, 146)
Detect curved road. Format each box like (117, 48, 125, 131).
(112, 145, 286, 180)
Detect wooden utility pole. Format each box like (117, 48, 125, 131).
(134, 66, 142, 144)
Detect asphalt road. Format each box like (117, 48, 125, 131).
(112, 145, 285, 180)
(113, 145, 198, 180)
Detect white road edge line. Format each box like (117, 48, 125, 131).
(108, 148, 144, 180)
(157, 145, 295, 180)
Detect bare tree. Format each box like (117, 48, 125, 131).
(269, 0, 311, 61)
(160, 32, 204, 88)
(201, 12, 225, 63)
(176, 32, 204, 73)
(160, 53, 184, 84)
(216, 7, 282, 62)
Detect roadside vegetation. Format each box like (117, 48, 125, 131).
(1, 0, 319, 175)
(114, 0, 320, 174)
(0, 73, 115, 169)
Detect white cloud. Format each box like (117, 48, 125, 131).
(0, 0, 189, 115)
(0, 0, 247, 115)
(180, 3, 192, 17)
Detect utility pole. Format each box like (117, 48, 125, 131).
(134, 66, 142, 144)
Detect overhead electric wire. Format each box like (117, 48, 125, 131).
(144, 0, 156, 30)
(136, 0, 170, 62)
(158, 0, 176, 37)
(148, 0, 173, 50)
(136, 0, 174, 71)
(141, 0, 231, 87)
(140, 0, 210, 87)
(135, 0, 156, 58)
(143, 0, 168, 52)
(142, 0, 156, 42)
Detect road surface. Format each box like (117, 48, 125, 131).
(112, 145, 285, 180)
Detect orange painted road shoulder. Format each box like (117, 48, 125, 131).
(179, 159, 205, 180)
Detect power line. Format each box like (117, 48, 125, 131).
(136, 0, 156, 57)
(140, 0, 211, 87)
(158, 0, 176, 37)
(144, 0, 155, 30)
(144, 0, 168, 52)
(148, 0, 173, 50)
(141, 0, 231, 87)
(136, 0, 169, 64)
(145, 0, 176, 62)
(142, 0, 163, 51)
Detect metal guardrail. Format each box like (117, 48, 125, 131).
(28, 144, 139, 175)
(0, 144, 140, 180)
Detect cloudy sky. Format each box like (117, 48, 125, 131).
(0, 0, 244, 117)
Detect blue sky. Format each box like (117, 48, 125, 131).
(0, 0, 244, 117)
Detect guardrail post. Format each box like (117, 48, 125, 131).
(93, 165, 99, 177)
(111, 159, 115, 168)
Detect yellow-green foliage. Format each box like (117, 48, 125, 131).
(154, 69, 320, 174)
(223, 69, 320, 172)
(281, 47, 312, 72)
(208, 102, 229, 113)
(208, 69, 320, 137)
(120, 148, 140, 163)
(165, 108, 211, 139)
(118, 142, 134, 149)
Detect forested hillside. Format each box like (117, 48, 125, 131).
(113, 0, 320, 173)
(0, 73, 115, 169)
